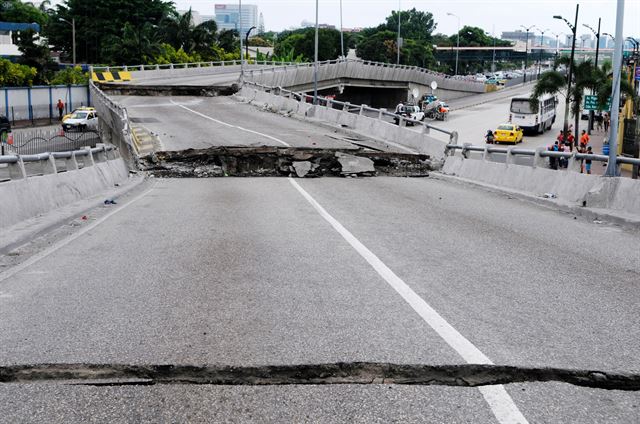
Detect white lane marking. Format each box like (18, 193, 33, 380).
(170, 100, 291, 147)
(0, 184, 156, 285)
(288, 179, 528, 424)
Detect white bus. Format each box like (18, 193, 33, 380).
(509, 94, 557, 134)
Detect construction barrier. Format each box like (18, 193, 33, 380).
(91, 71, 132, 83)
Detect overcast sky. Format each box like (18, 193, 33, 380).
(174, 0, 639, 38)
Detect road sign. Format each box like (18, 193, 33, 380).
(584, 95, 611, 111)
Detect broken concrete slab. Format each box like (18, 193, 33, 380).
(139, 146, 432, 178)
(336, 152, 375, 176)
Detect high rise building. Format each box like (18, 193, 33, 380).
(215, 4, 258, 32)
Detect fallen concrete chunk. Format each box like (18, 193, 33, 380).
(292, 161, 313, 177)
(336, 152, 375, 176)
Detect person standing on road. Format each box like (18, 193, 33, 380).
(585, 146, 593, 174)
(548, 142, 559, 170)
(580, 130, 590, 148)
(604, 113, 610, 132)
(56, 99, 65, 121)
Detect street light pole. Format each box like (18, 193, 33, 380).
(239, 0, 243, 81)
(447, 12, 460, 75)
(537, 28, 549, 78)
(397, 0, 401, 65)
(554, 5, 579, 150)
(339, 0, 344, 58)
(59, 18, 76, 66)
(486, 27, 496, 72)
(313, 0, 319, 104)
(520, 25, 536, 83)
(583, 19, 601, 134)
(605, 0, 625, 177)
(551, 31, 563, 65)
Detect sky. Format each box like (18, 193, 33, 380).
(174, 0, 639, 38)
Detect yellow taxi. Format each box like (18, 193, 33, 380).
(493, 123, 523, 144)
(62, 106, 96, 122)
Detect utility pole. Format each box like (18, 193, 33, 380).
(584, 18, 601, 134)
(239, 0, 243, 81)
(447, 12, 460, 75)
(397, 0, 401, 65)
(339, 0, 344, 58)
(59, 18, 76, 66)
(537, 28, 549, 78)
(605, 0, 625, 177)
(313, 0, 319, 104)
(554, 5, 579, 149)
(521, 25, 535, 83)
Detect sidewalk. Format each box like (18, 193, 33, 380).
(581, 125, 634, 178)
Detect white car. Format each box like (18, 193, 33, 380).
(407, 105, 425, 122)
(62, 110, 98, 132)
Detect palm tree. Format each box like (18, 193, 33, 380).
(161, 8, 218, 57)
(531, 57, 635, 144)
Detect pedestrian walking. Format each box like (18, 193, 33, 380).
(548, 141, 559, 170)
(56, 99, 65, 121)
(596, 113, 603, 131)
(579, 130, 590, 148)
(604, 113, 610, 132)
(585, 146, 593, 174)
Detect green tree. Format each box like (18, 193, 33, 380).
(160, 8, 218, 58)
(14, 29, 55, 82)
(50, 65, 88, 85)
(0, 0, 49, 26)
(217, 29, 239, 54)
(530, 58, 636, 136)
(0, 58, 37, 86)
(384, 8, 436, 41)
(274, 28, 341, 62)
(45, 0, 175, 64)
(151, 43, 201, 65)
(355, 30, 398, 64)
(101, 21, 163, 65)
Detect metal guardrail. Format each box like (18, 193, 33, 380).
(0, 144, 119, 182)
(243, 81, 460, 146)
(91, 60, 305, 73)
(2, 129, 101, 156)
(446, 143, 640, 167)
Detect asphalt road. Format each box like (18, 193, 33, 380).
(115, 95, 395, 152)
(1, 177, 639, 422)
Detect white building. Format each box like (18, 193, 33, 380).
(214, 4, 258, 32)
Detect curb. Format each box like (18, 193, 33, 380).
(432, 172, 640, 230)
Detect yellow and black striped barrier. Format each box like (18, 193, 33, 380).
(91, 71, 132, 83)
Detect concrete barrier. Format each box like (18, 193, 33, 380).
(442, 155, 640, 218)
(0, 152, 129, 230)
(239, 86, 450, 161)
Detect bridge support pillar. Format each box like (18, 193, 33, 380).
(533, 147, 547, 168)
(462, 143, 472, 159)
(94, 144, 107, 163)
(42, 154, 57, 175)
(379, 108, 386, 120)
(84, 147, 96, 167)
(343, 102, 350, 111)
(359, 105, 366, 115)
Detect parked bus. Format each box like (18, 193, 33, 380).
(509, 94, 557, 134)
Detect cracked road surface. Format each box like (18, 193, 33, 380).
(1, 177, 639, 422)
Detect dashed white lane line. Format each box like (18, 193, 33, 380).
(0, 184, 157, 285)
(289, 178, 528, 424)
(170, 100, 291, 147)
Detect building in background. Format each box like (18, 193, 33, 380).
(258, 13, 265, 34)
(215, 4, 258, 32)
(0, 22, 40, 58)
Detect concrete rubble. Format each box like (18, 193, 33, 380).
(138, 146, 433, 178)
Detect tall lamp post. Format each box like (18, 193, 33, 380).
(583, 19, 601, 134)
(605, 0, 625, 177)
(551, 31, 564, 64)
(339, 0, 344, 58)
(59, 17, 76, 66)
(313, 0, 319, 104)
(554, 5, 579, 149)
(536, 27, 550, 78)
(238, 0, 243, 81)
(485, 30, 497, 72)
(245, 26, 256, 59)
(520, 25, 536, 83)
(447, 12, 460, 75)
(397, 0, 402, 64)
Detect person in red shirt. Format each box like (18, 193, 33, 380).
(579, 130, 590, 148)
(56, 99, 65, 121)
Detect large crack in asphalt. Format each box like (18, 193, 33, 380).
(1, 363, 639, 390)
